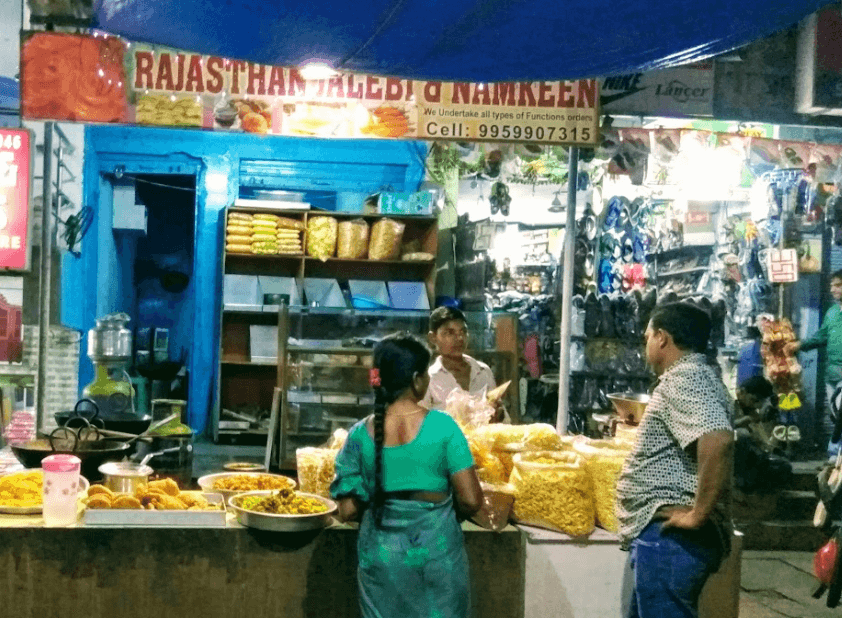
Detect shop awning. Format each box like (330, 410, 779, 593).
(93, 0, 830, 82)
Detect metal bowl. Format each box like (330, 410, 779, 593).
(197, 472, 296, 502)
(228, 490, 337, 532)
(607, 393, 650, 425)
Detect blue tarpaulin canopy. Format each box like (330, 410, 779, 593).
(93, 0, 832, 82)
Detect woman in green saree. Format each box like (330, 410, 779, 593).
(330, 333, 483, 618)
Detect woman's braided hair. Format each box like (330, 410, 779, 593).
(371, 332, 431, 526)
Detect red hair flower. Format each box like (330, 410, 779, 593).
(369, 368, 381, 387)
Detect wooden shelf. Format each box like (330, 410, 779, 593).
(221, 359, 277, 366)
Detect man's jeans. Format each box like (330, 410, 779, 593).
(625, 520, 723, 618)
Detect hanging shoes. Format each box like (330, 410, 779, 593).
(584, 291, 601, 337)
(599, 294, 616, 338)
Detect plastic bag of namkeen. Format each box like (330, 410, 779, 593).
(573, 440, 629, 532)
(510, 450, 595, 537)
(337, 219, 370, 259)
(296, 447, 338, 498)
(306, 216, 338, 261)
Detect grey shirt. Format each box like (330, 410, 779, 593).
(616, 353, 732, 547)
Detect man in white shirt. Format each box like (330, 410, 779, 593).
(421, 306, 506, 421)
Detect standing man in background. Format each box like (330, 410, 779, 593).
(617, 302, 733, 618)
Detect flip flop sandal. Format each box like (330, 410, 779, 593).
(584, 291, 601, 337)
(628, 197, 644, 224)
(616, 206, 631, 230)
(598, 294, 616, 338)
(632, 231, 646, 263)
(584, 253, 595, 278)
(598, 258, 614, 294)
(599, 232, 620, 260)
(603, 196, 626, 230)
(611, 269, 624, 292)
(622, 235, 634, 263)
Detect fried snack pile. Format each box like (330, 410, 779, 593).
(84, 478, 221, 511)
(467, 433, 508, 484)
(368, 219, 405, 261)
(296, 447, 338, 498)
(236, 488, 328, 515)
(360, 106, 410, 138)
(510, 451, 595, 537)
(306, 216, 338, 261)
(0, 470, 43, 508)
(574, 441, 629, 533)
(212, 474, 295, 491)
(226, 211, 304, 255)
(337, 219, 370, 259)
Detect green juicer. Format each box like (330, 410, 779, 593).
(82, 312, 137, 417)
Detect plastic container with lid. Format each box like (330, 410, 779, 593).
(42, 454, 81, 526)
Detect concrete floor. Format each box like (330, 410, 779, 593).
(740, 551, 840, 617)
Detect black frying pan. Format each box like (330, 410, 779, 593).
(54, 398, 152, 436)
(10, 439, 131, 481)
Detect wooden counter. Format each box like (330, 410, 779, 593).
(0, 517, 525, 618)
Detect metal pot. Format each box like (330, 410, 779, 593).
(607, 392, 650, 425)
(88, 312, 132, 364)
(133, 434, 194, 487)
(98, 461, 154, 493)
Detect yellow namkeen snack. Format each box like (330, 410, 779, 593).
(0, 470, 43, 507)
(306, 216, 338, 261)
(510, 451, 595, 537)
(522, 424, 571, 451)
(467, 433, 508, 484)
(296, 447, 338, 498)
(573, 440, 629, 532)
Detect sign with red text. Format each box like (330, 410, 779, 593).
(0, 129, 31, 271)
(21, 33, 599, 146)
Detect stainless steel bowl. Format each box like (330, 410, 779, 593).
(228, 490, 337, 532)
(197, 472, 296, 503)
(606, 393, 650, 424)
(98, 461, 153, 494)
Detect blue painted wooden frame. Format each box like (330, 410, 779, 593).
(68, 126, 427, 435)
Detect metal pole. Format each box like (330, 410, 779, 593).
(35, 123, 54, 434)
(556, 147, 579, 435)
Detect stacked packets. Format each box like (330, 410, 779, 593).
(225, 212, 304, 255)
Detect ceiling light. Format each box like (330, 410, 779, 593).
(300, 63, 338, 80)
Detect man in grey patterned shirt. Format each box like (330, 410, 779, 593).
(616, 302, 733, 618)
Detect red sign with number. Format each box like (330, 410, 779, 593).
(0, 129, 31, 270)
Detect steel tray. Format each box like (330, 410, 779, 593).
(83, 492, 227, 527)
(228, 490, 337, 532)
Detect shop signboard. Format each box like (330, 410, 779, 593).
(20, 32, 599, 147)
(0, 129, 31, 271)
(601, 63, 713, 117)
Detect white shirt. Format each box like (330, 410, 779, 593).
(421, 354, 499, 411)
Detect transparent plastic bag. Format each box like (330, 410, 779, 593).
(369, 219, 405, 260)
(467, 432, 508, 484)
(573, 440, 629, 533)
(337, 219, 369, 259)
(472, 482, 515, 532)
(296, 447, 339, 497)
(510, 451, 595, 537)
(306, 216, 338, 261)
(445, 389, 496, 430)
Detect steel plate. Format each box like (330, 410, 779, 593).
(197, 472, 296, 503)
(228, 490, 337, 532)
(0, 474, 89, 514)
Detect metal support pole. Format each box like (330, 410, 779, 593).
(35, 123, 54, 434)
(556, 147, 579, 435)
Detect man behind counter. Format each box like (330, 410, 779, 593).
(420, 306, 507, 422)
(616, 302, 733, 618)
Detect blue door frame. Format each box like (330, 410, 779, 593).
(66, 126, 426, 435)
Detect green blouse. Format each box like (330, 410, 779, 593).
(330, 410, 474, 501)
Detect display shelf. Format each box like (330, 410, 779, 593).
(570, 335, 644, 343)
(646, 243, 714, 261)
(216, 205, 439, 443)
(657, 266, 709, 278)
(571, 370, 652, 379)
(221, 359, 278, 366)
(288, 346, 374, 354)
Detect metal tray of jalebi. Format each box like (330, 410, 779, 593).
(228, 490, 337, 532)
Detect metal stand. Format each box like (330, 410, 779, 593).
(556, 147, 579, 435)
